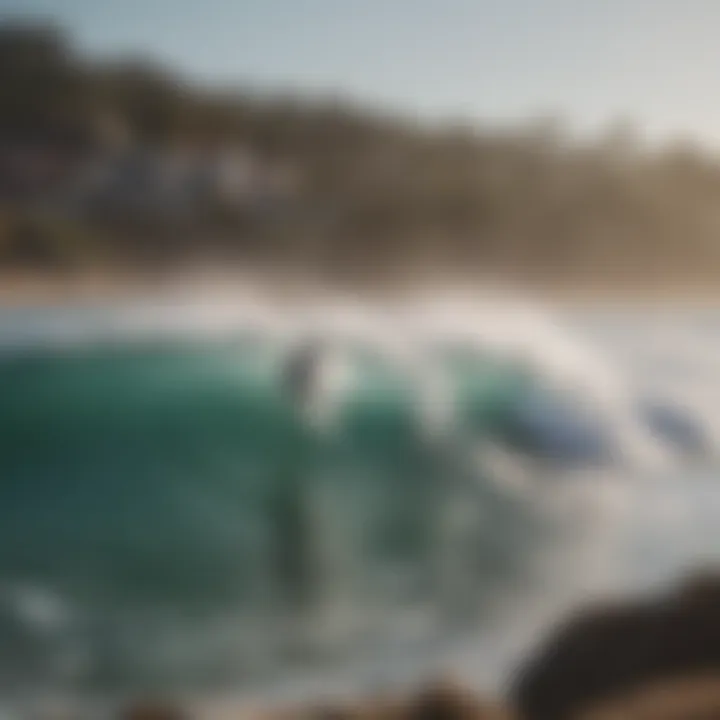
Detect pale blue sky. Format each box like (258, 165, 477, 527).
(1, 0, 719, 143)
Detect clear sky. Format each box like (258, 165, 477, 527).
(1, 0, 719, 144)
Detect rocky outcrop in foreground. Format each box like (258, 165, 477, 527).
(512, 571, 720, 719)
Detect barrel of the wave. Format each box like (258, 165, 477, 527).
(446, 351, 613, 466)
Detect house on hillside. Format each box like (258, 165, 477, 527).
(76, 144, 301, 220)
(0, 121, 302, 224)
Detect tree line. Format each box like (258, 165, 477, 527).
(2, 22, 720, 289)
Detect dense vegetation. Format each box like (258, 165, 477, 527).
(3, 23, 720, 289)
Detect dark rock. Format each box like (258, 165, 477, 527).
(511, 572, 720, 720)
(580, 674, 720, 720)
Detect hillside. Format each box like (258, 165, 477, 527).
(3, 23, 720, 290)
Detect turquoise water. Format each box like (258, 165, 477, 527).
(3, 300, 718, 708)
(0, 329, 558, 697)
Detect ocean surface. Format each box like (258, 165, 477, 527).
(1, 291, 720, 714)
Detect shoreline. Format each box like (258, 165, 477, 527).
(2, 271, 720, 310)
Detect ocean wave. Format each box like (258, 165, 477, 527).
(0, 293, 717, 700)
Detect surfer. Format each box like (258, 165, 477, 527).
(275, 338, 327, 632)
(282, 339, 321, 413)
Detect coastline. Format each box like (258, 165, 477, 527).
(2, 270, 720, 310)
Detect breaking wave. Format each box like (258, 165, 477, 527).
(0, 290, 717, 707)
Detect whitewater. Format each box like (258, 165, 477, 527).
(1, 288, 720, 715)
